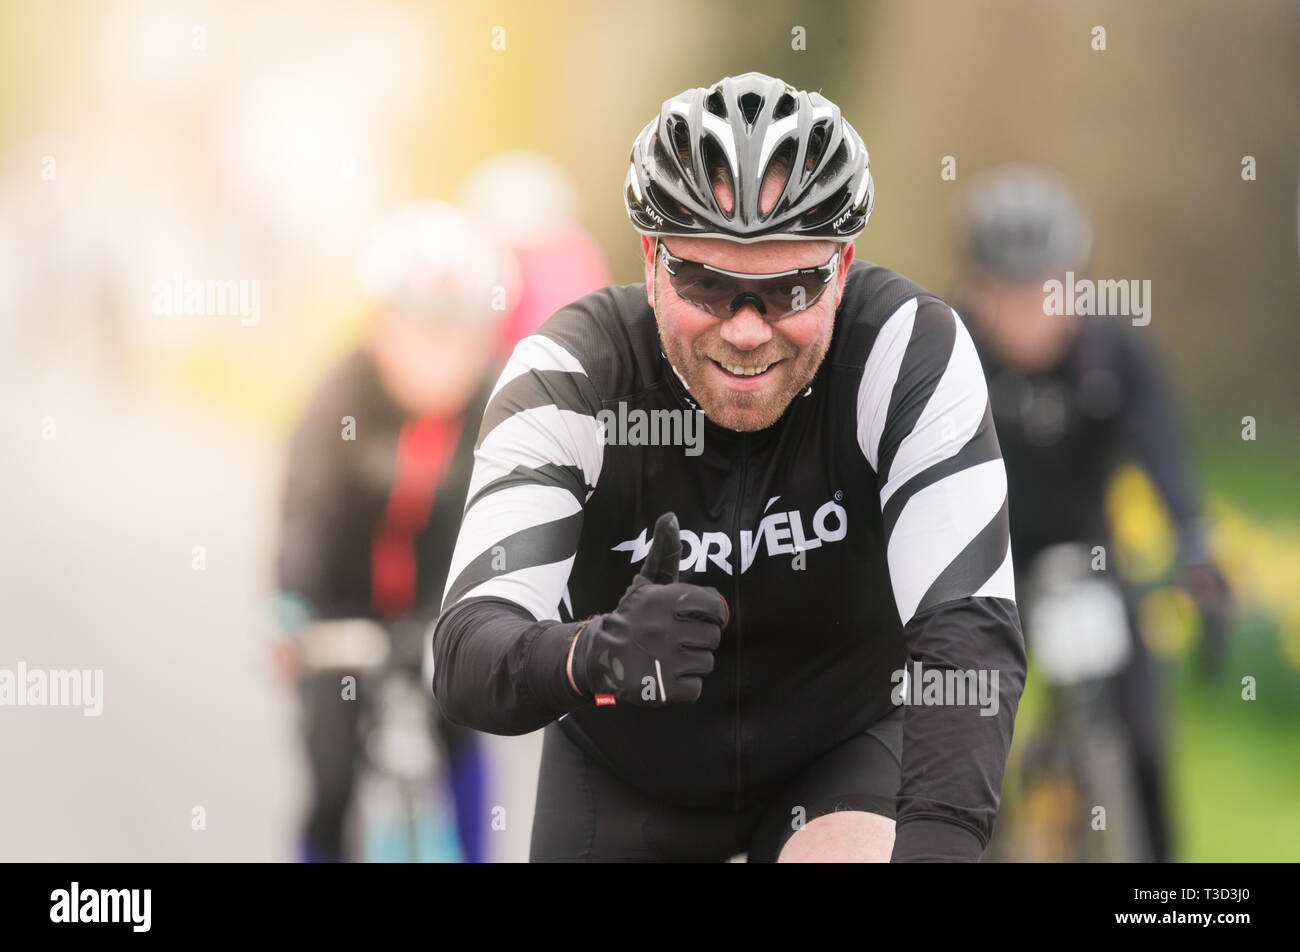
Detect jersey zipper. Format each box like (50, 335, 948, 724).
(730, 435, 749, 812)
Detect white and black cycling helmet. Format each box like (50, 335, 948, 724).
(962, 165, 1093, 281)
(624, 72, 875, 243)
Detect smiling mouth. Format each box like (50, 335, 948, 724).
(711, 358, 781, 379)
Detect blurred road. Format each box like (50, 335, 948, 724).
(0, 368, 542, 862)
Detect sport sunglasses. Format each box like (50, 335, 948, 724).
(657, 239, 840, 322)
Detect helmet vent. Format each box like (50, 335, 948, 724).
(738, 91, 763, 127)
(798, 193, 840, 228)
(652, 136, 677, 181)
(701, 136, 734, 216)
(820, 141, 849, 180)
(804, 121, 830, 177)
(667, 116, 693, 173)
(772, 93, 796, 120)
(646, 182, 693, 225)
(763, 139, 797, 213)
(705, 89, 728, 119)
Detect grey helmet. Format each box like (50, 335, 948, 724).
(962, 165, 1093, 281)
(624, 72, 875, 243)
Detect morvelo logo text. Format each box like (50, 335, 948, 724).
(612, 495, 847, 575)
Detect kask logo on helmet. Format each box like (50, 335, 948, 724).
(612, 495, 848, 576)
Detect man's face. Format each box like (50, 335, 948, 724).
(642, 234, 853, 432)
(967, 275, 1079, 374)
(368, 313, 497, 417)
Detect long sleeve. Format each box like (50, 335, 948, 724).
(432, 333, 606, 734)
(1111, 326, 1209, 565)
(856, 296, 1028, 861)
(276, 376, 350, 625)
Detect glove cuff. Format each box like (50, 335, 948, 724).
(566, 615, 603, 698)
(521, 618, 590, 714)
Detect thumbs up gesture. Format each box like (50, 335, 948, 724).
(568, 512, 728, 706)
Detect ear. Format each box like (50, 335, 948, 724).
(835, 241, 855, 305)
(641, 234, 657, 306)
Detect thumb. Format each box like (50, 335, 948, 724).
(636, 511, 681, 586)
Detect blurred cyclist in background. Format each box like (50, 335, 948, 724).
(461, 151, 612, 354)
(953, 165, 1233, 861)
(270, 201, 517, 862)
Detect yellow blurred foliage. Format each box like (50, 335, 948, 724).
(1206, 497, 1300, 623)
(1281, 605, 1300, 671)
(139, 289, 366, 436)
(1139, 586, 1199, 659)
(1108, 463, 1300, 668)
(1106, 463, 1178, 584)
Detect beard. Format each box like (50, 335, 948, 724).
(653, 276, 834, 433)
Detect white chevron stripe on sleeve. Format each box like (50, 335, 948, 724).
(466, 405, 605, 503)
(455, 557, 578, 623)
(856, 297, 918, 471)
(488, 334, 590, 405)
(879, 308, 989, 509)
(886, 459, 1007, 625)
(444, 482, 583, 604)
(973, 544, 1017, 603)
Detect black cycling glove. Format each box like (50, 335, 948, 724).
(570, 512, 728, 706)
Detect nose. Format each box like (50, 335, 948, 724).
(718, 303, 772, 351)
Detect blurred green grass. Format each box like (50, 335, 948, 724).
(1190, 417, 1300, 522)
(1175, 416, 1300, 860)
(1171, 671, 1300, 861)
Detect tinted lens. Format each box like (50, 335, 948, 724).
(661, 246, 836, 321)
(667, 262, 740, 314)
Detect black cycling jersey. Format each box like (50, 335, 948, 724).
(962, 305, 1209, 569)
(433, 259, 1028, 861)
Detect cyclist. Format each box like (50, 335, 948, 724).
(432, 73, 1027, 862)
(460, 150, 613, 353)
(953, 164, 1233, 862)
(272, 201, 517, 862)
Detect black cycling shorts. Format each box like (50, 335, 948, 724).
(529, 708, 903, 862)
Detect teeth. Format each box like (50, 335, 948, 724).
(719, 361, 772, 377)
